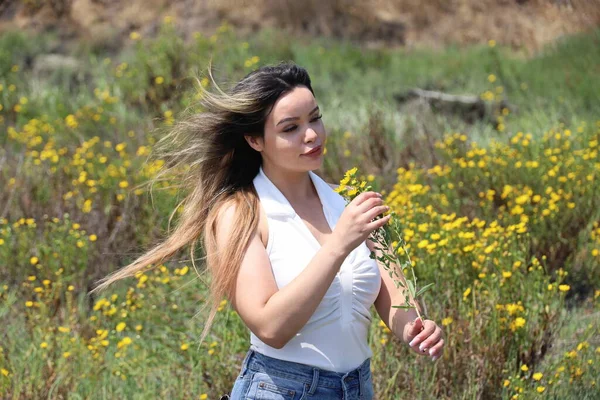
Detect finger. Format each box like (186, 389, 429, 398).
(356, 196, 383, 213)
(352, 191, 382, 207)
(408, 320, 436, 348)
(428, 338, 445, 358)
(364, 204, 389, 222)
(418, 327, 443, 353)
(405, 317, 424, 343)
(366, 214, 391, 231)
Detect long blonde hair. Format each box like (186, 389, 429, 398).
(89, 62, 316, 345)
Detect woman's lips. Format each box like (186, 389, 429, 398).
(302, 146, 322, 156)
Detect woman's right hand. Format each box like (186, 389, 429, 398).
(330, 191, 391, 255)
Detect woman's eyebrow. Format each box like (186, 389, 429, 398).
(276, 106, 320, 126)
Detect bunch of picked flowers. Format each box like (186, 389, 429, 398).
(335, 167, 432, 322)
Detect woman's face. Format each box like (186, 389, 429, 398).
(246, 85, 326, 173)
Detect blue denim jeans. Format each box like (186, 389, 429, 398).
(228, 348, 374, 399)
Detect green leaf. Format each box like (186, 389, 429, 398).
(415, 282, 435, 297)
(391, 304, 413, 309)
(383, 253, 396, 263)
(407, 280, 416, 297)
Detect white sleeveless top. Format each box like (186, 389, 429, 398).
(249, 166, 382, 373)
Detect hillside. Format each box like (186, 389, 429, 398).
(1, 0, 599, 53)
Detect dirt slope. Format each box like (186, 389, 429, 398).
(1, 0, 599, 52)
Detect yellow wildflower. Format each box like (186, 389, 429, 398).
(463, 287, 471, 298)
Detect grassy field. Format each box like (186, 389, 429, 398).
(0, 19, 599, 399)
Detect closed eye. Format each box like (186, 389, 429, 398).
(283, 114, 323, 132)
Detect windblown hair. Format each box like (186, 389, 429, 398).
(90, 61, 315, 345)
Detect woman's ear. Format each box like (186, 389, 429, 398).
(244, 135, 264, 152)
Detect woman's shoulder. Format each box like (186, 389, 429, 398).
(213, 198, 269, 249)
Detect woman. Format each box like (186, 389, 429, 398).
(92, 62, 444, 399)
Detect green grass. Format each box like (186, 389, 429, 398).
(0, 21, 598, 399)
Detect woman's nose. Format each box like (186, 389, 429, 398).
(304, 127, 318, 142)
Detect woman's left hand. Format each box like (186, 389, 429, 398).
(404, 317, 445, 362)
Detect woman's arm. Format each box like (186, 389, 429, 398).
(369, 237, 446, 361)
(217, 202, 348, 349)
(367, 237, 421, 344)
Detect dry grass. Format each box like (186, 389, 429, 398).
(1, 0, 599, 52)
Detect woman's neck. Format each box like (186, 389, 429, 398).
(261, 164, 316, 205)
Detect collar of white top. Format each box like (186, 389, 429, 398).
(254, 165, 347, 220)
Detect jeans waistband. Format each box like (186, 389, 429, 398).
(239, 348, 370, 394)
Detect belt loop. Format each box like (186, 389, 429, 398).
(358, 367, 363, 397)
(240, 348, 254, 378)
(308, 368, 319, 395)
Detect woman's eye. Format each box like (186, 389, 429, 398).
(283, 115, 322, 132)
